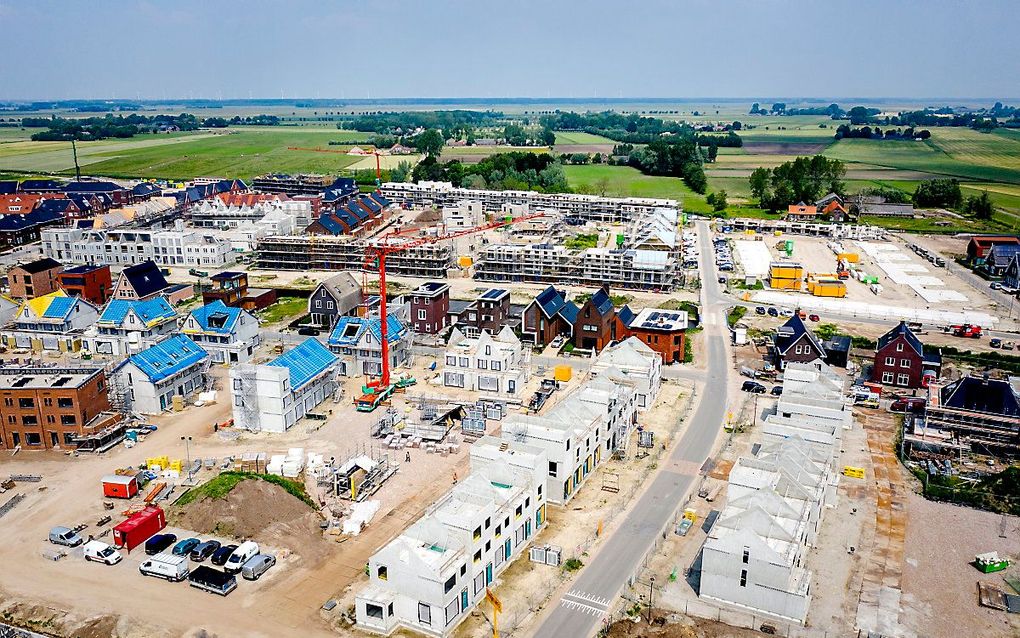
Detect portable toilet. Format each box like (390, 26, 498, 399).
(458, 255, 473, 268)
(616, 234, 625, 248)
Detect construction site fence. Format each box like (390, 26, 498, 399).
(921, 476, 1020, 516)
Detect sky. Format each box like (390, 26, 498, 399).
(0, 0, 1017, 101)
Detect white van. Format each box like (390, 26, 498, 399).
(224, 541, 259, 574)
(83, 540, 122, 565)
(139, 553, 189, 582)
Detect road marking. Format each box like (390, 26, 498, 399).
(563, 590, 610, 608)
(559, 598, 606, 616)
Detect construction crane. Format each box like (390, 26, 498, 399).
(357, 211, 545, 409)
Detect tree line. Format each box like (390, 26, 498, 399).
(748, 156, 846, 211)
(833, 125, 931, 140)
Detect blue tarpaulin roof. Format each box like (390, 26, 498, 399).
(188, 300, 241, 334)
(127, 335, 207, 382)
(42, 295, 75, 319)
(268, 338, 337, 390)
(99, 297, 176, 326)
(328, 315, 406, 347)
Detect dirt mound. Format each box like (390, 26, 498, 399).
(0, 594, 168, 638)
(171, 478, 327, 559)
(607, 612, 764, 638)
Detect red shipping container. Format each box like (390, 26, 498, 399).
(101, 474, 139, 499)
(112, 505, 165, 552)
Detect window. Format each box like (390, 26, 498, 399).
(445, 598, 460, 626)
(365, 603, 384, 620)
(2, 398, 11, 407)
(515, 504, 523, 518)
(485, 345, 491, 355)
(473, 526, 482, 541)
(896, 342, 904, 352)
(882, 372, 894, 384)
(22, 415, 38, 426)
(900, 358, 911, 368)
(742, 548, 749, 564)
(885, 356, 895, 366)
(18, 398, 34, 409)
(485, 540, 491, 552)
(377, 565, 388, 580)
(459, 357, 469, 367)
(473, 549, 481, 564)
(495, 524, 502, 538)
(326, 301, 334, 310)
(57, 397, 75, 408)
(478, 360, 487, 370)
(548, 461, 557, 477)
(446, 355, 456, 366)
(485, 517, 490, 530)
(418, 309, 427, 320)
(460, 564, 466, 576)
(418, 603, 431, 626)
(474, 572, 485, 594)
(897, 373, 910, 386)
(314, 300, 322, 308)
(60, 415, 76, 426)
(492, 361, 501, 371)
(444, 574, 456, 594)
(739, 569, 748, 587)
(43, 398, 52, 407)
(25, 432, 41, 445)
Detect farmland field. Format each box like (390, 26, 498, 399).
(553, 131, 616, 145)
(0, 128, 374, 180)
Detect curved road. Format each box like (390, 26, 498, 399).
(532, 221, 732, 637)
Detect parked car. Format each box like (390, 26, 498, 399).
(172, 537, 202, 557)
(808, 314, 820, 322)
(991, 282, 1002, 290)
(767, 307, 779, 317)
(190, 540, 222, 563)
(718, 276, 727, 284)
(1005, 341, 1016, 351)
(779, 308, 794, 317)
(741, 380, 767, 394)
(770, 385, 783, 396)
(84, 540, 122, 565)
(139, 553, 189, 582)
(211, 544, 239, 567)
(991, 338, 1002, 348)
(145, 533, 177, 556)
(48, 526, 84, 548)
(225, 541, 260, 574)
(241, 553, 277, 580)
(297, 326, 320, 336)
(755, 306, 766, 315)
(890, 397, 927, 413)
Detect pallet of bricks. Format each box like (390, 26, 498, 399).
(233, 452, 267, 474)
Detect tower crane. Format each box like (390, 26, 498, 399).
(355, 211, 546, 411)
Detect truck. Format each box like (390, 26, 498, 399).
(113, 505, 166, 552)
(949, 324, 983, 338)
(188, 565, 238, 596)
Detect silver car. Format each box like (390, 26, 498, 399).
(241, 553, 276, 580)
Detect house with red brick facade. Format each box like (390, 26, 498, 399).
(520, 286, 578, 346)
(7, 258, 62, 300)
(871, 321, 941, 388)
(407, 281, 450, 335)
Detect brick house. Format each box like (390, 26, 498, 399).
(8, 257, 62, 300)
(572, 287, 617, 352)
(520, 286, 578, 346)
(406, 281, 450, 334)
(785, 203, 819, 222)
(621, 308, 687, 363)
(453, 288, 510, 336)
(57, 264, 113, 306)
(871, 321, 942, 388)
(773, 315, 825, 369)
(0, 366, 116, 450)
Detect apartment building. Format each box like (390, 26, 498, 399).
(0, 366, 117, 451)
(230, 338, 338, 433)
(443, 327, 530, 398)
(501, 375, 637, 504)
(42, 224, 232, 268)
(256, 234, 451, 277)
(452, 288, 511, 336)
(7, 257, 62, 300)
(84, 297, 179, 357)
(151, 222, 232, 268)
(189, 193, 313, 229)
(182, 300, 261, 364)
(2, 291, 99, 353)
(356, 436, 547, 637)
(442, 200, 483, 230)
(56, 264, 113, 306)
(381, 181, 677, 224)
(113, 334, 208, 414)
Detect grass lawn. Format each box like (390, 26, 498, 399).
(554, 131, 616, 145)
(175, 472, 315, 508)
(0, 128, 370, 180)
(257, 296, 308, 324)
(563, 164, 702, 204)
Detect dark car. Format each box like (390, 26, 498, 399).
(211, 544, 239, 567)
(144, 533, 177, 556)
(297, 326, 320, 336)
(991, 338, 1002, 348)
(190, 540, 222, 562)
(741, 380, 766, 394)
(890, 397, 927, 413)
(770, 385, 783, 396)
(172, 537, 202, 557)
(755, 306, 766, 315)
(767, 307, 779, 317)
(718, 276, 727, 284)
(808, 314, 820, 322)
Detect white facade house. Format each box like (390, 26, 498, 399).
(181, 300, 261, 364)
(229, 338, 339, 433)
(441, 200, 483, 231)
(442, 326, 530, 398)
(190, 196, 312, 230)
(699, 361, 847, 624)
(1, 291, 100, 353)
(356, 436, 547, 637)
(113, 335, 208, 414)
(589, 336, 662, 411)
(42, 222, 232, 268)
(327, 315, 410, 377)
(84, 297, 179, 357)
(501, 375, 636, 504)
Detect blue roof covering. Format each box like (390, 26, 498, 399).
(63, 181, 124, 193)
(337, 210, 358, 228)
(617, 305, 635, 327)
(34, 198, 76, 215)
(367, 192, 391, 208)
(268, 338, 338, 390)
(316, 215, 344, 235)
(534, 286, 565, 318)
(0, 181, 17, 194)
(126, 335, 207, 382)
(558, 301, 580, 324)
(590, 288, 614, 315)
(189, 300, 241, 334)
(346, 203, 367, 220)
(359, 196, 381, 213)
(328, 315, 406, 347)
(99, 297, 176, 326)
(19, 179, 62, 191)
(0, 206, 65, 232)
(42, 295, 76, 319)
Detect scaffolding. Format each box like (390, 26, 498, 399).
(256, 234, 452, 276)
(231, 365, 261, 433)
(326, 446, 397, 502)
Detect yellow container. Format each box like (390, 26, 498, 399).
(769, 264, 804, 280)
(774, 230, 783, 236)
(682, 508, 698, 522)
(169, 459, 183, 472)
(146, 456, 169, 470)
(458, 255, 473, 268)
(554, 365, 572, 382)
(811, 280, 846, 298)
(843, 466, 865, 479)
(837, 252, 860, 264)
(172, 395, 184, 411)
(770, 277, 802, 291)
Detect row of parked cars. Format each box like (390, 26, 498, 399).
(141, 534, 275, 582)
(714, 237, 733, 271)
(741, 380, 783, 396)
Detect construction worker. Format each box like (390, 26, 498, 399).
(405, 451, 411, 463)
(453, 471, 458, 485)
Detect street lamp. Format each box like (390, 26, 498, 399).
(647, 576, 655, 623)
(181, 436, 193, 484)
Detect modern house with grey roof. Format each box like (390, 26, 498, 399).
(112, 260, 171, 301)
(308, 272, 363, 328)
(772, 315, 825, 370)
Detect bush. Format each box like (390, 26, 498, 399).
(563, 558, 584, 571)
(727, 305, 747, 326)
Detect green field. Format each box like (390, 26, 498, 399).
(0, 127, 375, 180)
(553, 131, 616, 145)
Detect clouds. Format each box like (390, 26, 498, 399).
(0, 0, 1016, 99)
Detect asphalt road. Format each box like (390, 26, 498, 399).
(532, 221, 731, 637)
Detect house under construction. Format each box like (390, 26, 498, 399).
(255, 234, 452, 277)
